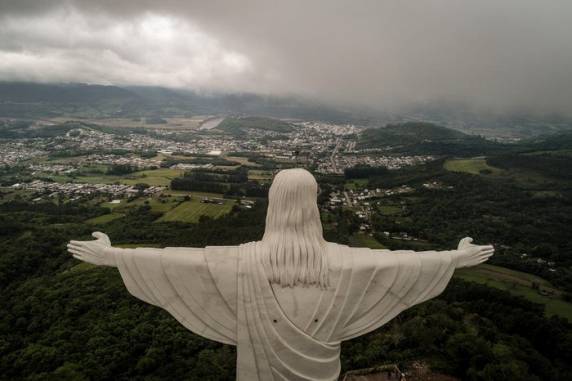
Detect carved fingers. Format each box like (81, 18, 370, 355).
(476, 245, 494, 264)
(67, 240, 104, 265)
(68, 241, 95, 255)
(67, 242, 86, 261)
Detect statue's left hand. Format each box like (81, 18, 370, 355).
(67, 232, 115, 267)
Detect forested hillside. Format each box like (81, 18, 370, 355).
(1, 190, 572, 380)
(359, 122, 503, 155)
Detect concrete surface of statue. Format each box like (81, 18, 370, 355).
(68, 168, 494, 381)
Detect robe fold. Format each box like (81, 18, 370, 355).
(115, 246, 238, 345)
(114, 242, 457, 380)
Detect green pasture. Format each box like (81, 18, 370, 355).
(157, 197, 235, 223)
(101, 196, 182, 213)
(226, 156, 261, 167)
(121, 168, 183, 186)
(74, 168, 183, 186)
(444, 158, 502, 175)
(87, 195, 183, 224)
(88, 192, 235, 224)
(456, 264, 572, 321)
(345, 179, 369, 190)
(248, 169, 274, 181)
(378, 205, 402, 215)
(444, 157, 564, 190)
(524, 149, 572, 157)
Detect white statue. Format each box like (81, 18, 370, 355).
(68, 168, 494, 381)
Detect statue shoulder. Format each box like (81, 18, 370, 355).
(205, 245, 240, 258)
(159, 246, 238, 270)
(326, 243, 395, 271)
(204, 245, 240, 271)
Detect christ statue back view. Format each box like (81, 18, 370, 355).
(68, 168, 494, 380)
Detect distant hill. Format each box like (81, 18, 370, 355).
(0, 82, 352, 121)
(2, 82, 571, 139)
(0, 82, 140, 104)
(359, 122, 503, 156)
(519, 131, 572, 152)
(0, 82, 144, 118)
(360, 122, 468, 146)
(0, 120, 102, 139)
(484, 131, 572, 181)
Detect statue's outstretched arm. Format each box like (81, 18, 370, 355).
(372, 236, 494, 269)
(68, 231, 237, 345)
(67, 232, 118, 267)
(336, 237, 494, 341)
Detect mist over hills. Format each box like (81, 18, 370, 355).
(0, 82, 352, 123)
(358, 122, 506, 156)
(1, 82, 571, 138)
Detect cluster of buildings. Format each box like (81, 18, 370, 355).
(327, 185, 415, 210)
(56, 127, 242, 156)
(3, 121, 435, 178)
(421, 181, 453, 190)
(81, 154, 162, 169)
(272, 123, 358, 165)
(294, 121, 360, 137)
(170, 163, 214, 170)
(326, 185, 427, 240)
(208, 120, 435, 175)
(11, 180, 163, 199)
(29, 164, 77, 175)
(317, 154, 435, 174)
(519, 253, 557, 273)
(0, 142, 46, 166)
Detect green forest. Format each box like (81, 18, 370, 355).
(2, 168, 572, 380)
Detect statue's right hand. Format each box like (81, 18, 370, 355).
(67, 232, 115, 267)
(454, 237, 494, 268)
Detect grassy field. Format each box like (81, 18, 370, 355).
(87, 195, 183, 224)
(444, 158, 503, 175)
(349, 233, 387, 249)
(524, 149, 572, 157)
(87, 192, 235, 224)
(378, 205, 402, 215)
(445, 157, 569, 191)
(444, 157, 565, 191)
(248, 169, 274, 181)
(345, 179, 369, 190)
(166, 190, 224, 198)
(101, 196, 182, 213)
(456, 264, 572, 321)
(226, 156, 261, 167)
(157, 197, 235, 223)
(74, 168, 183, 186)
(121, 168, 183, 186)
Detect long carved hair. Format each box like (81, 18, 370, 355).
(260, 168, 329, 288)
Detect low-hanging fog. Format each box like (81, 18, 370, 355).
(1, 0, 571, 115)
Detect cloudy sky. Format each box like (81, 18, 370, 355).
(0, 0, 571, 114)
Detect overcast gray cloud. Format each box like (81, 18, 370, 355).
(0, 0, 571, 115)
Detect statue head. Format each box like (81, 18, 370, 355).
(261, 168, 328, 288)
